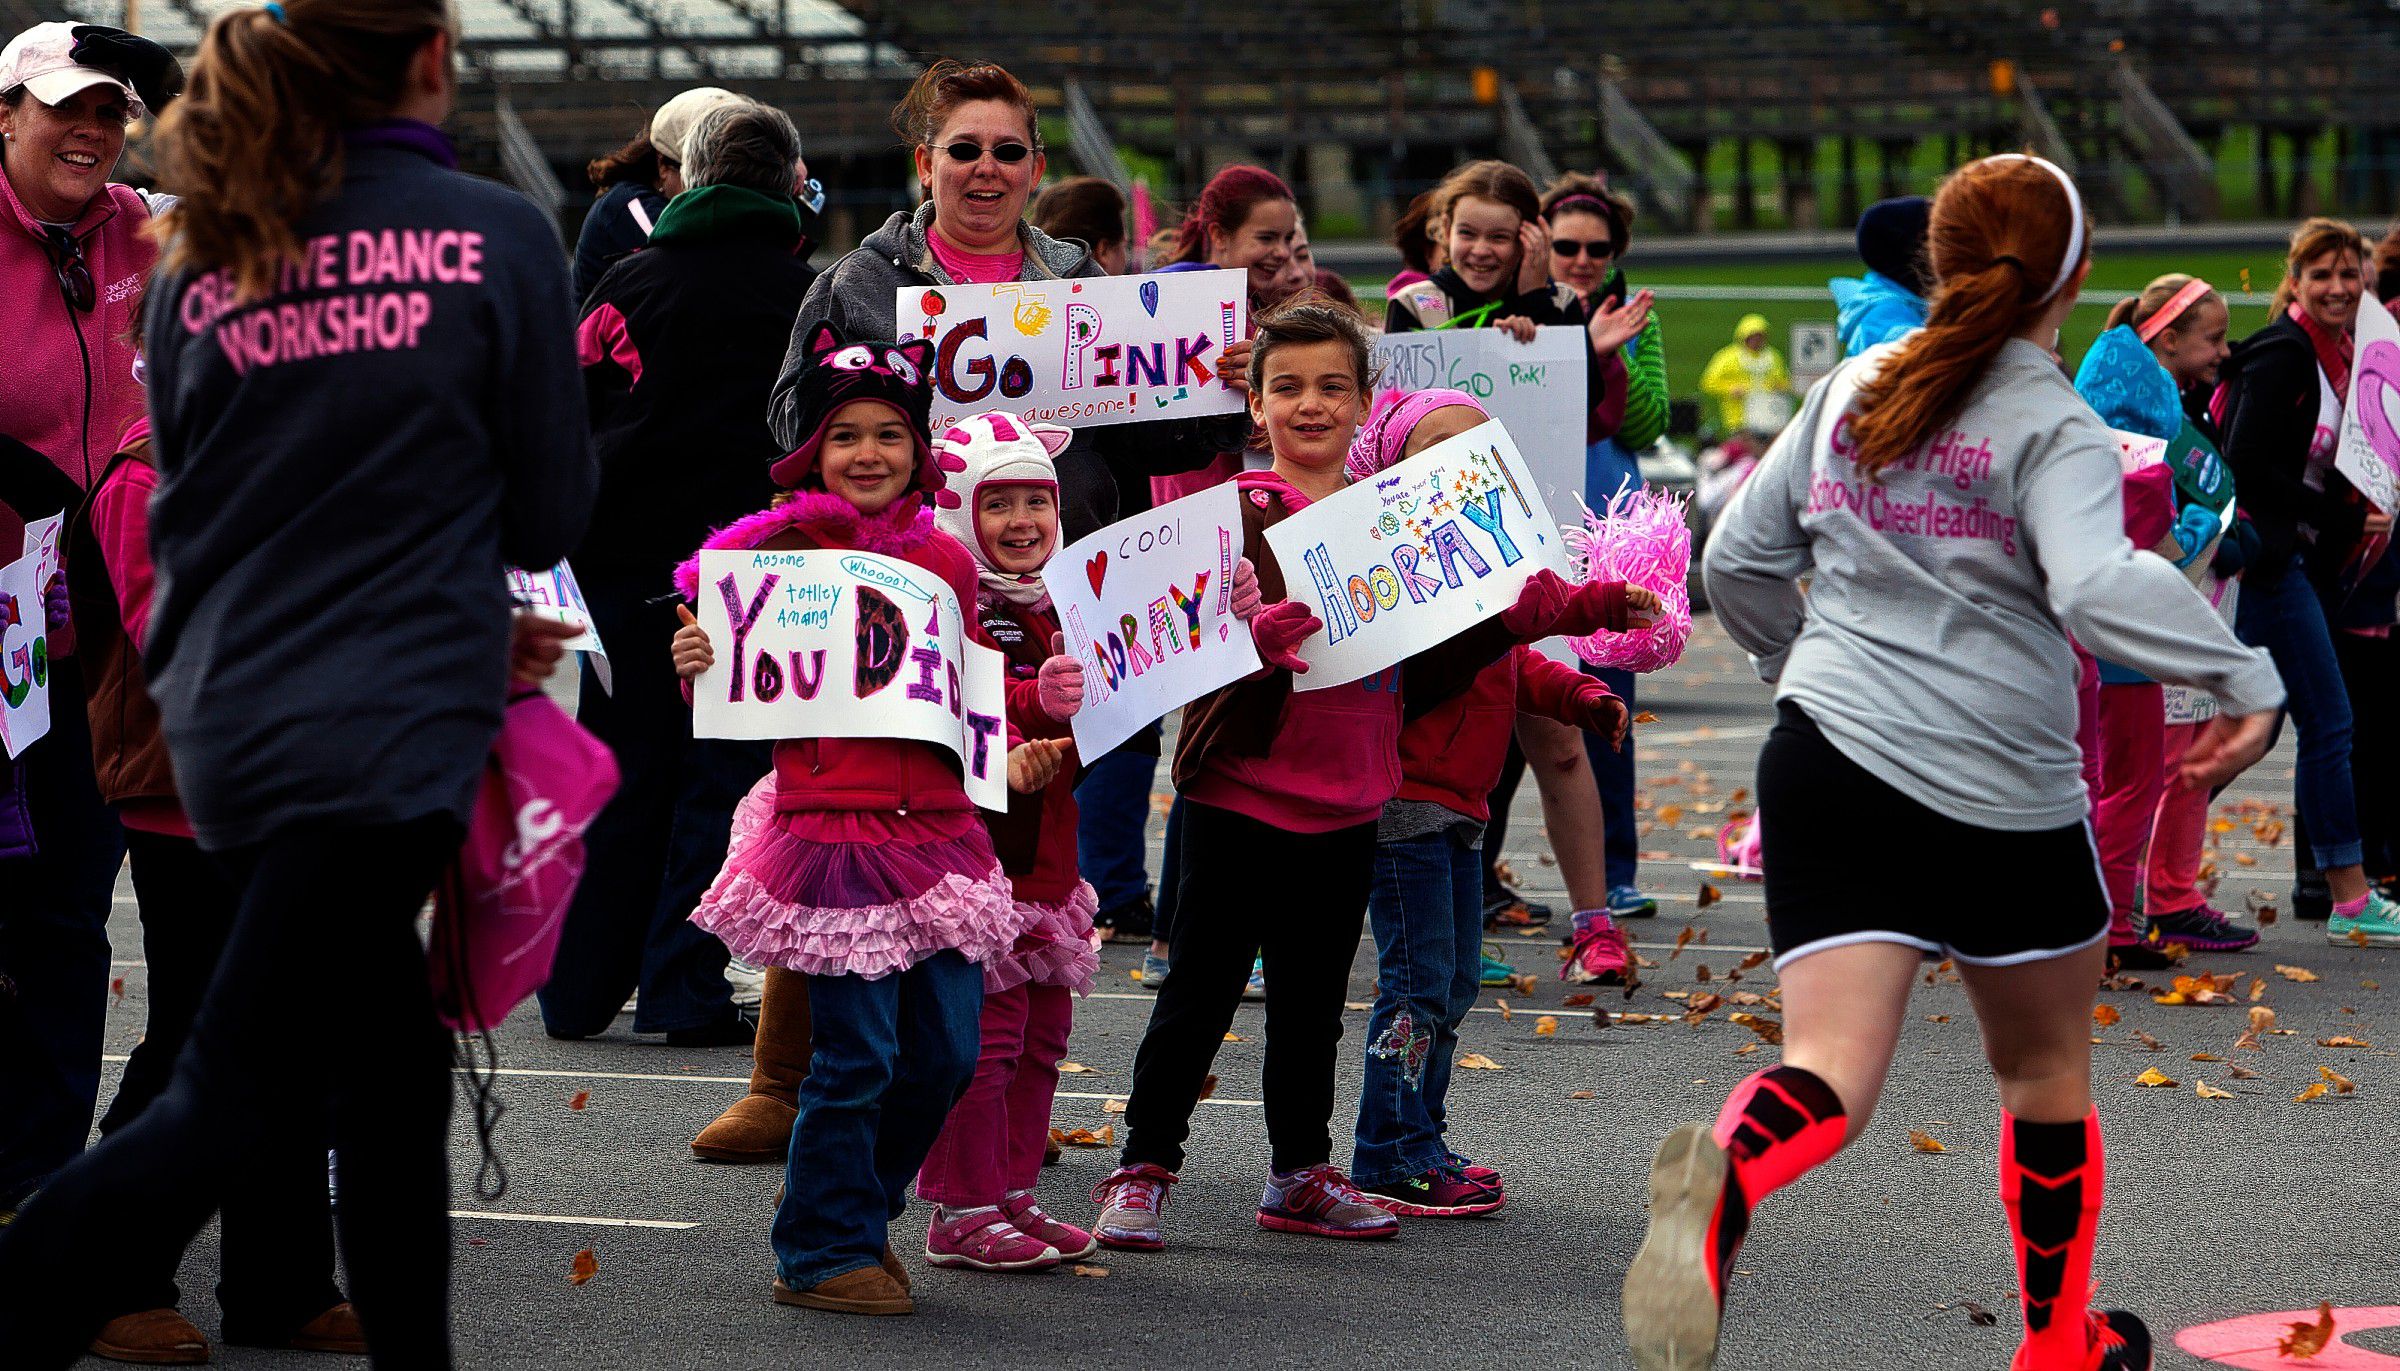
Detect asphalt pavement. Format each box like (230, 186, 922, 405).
(68, 613, 2400, 1369)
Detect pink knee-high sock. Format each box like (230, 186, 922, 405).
(2000, 1110, 2105, 1371)
(1711, 1065, 1847, 1204)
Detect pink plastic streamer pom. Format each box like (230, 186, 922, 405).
(1564, 485, 1693, 673)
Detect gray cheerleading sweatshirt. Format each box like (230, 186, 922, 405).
(1702, 338, 2283, 832)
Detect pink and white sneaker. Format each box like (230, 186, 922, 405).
(923, 1206, 1062, 1272)
(1000, 1190, 1098, 1261)
(1257, 1164, 1400, 1240)
(1563, 912, 1631, 985)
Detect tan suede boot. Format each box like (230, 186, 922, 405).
(88, 1308, 210, 1364)
(690, 968, 810, 1162)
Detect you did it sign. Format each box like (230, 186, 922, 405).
(691, 549, 1009, 810)
(1265, 419, 1567, 690)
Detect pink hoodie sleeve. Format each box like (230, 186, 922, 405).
(89, 462, 161, 651)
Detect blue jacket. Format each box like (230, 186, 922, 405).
(1829, 270, 1926, 358)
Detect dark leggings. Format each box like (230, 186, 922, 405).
(102, 828, 344, 1333)
(0, 815, 461, 1369)
(1120, 801, 1375, 1174)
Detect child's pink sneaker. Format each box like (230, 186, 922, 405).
(1563, 911, 1630, 985)
(1000, 1190, 1099, 1261)
(923, 1207, 1062, 1272)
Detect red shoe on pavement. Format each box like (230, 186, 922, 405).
(1563, 912, 1631, 985)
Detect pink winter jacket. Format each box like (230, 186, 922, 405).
(0, 170, 155, 551)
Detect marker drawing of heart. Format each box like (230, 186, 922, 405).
(1140, 280, 1160, 317)
(1085, 551, 1108, 596)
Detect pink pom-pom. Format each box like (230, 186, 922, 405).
(1563, 485, 1692, 673)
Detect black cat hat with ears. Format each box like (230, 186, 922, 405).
(769, 322, 943, 494)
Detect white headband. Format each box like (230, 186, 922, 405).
(1983, 153, 2086, 304)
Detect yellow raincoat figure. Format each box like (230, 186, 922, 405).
(1699, 313, 1792, 435)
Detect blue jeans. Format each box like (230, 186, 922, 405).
(774, 952, 982, 1289)
(0, 661, 126, 1209)
(1583, 665, 1640, 890)
(1352, 831, 1484, 1187)
(2235, 560, 2363, 871)
(1074, 721, 1161, 912)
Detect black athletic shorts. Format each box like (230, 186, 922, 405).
(1756, 700, 2109, 971)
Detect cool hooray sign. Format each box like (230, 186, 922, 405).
(1370, 326, 1588, 516)
(899, 269, 1249, 432)
(691, 549, 1009, 811)
(1049, 484, 1261, 757)
(1265, 419, 1567, 690)
(506, 561, 611, 693)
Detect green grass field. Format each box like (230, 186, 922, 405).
(1355, 246, 2290, 410)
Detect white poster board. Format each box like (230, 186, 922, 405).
(1265, 419, 1568, 690)
(2337, 292, 2400, 515)
(1371, 325, 1587, 525)
(1050, 484, 1261, 757)
(507, 560, 611, 694)
(690, 548, 1009, 810)
(899, 268, 1249, 433)
(1790, 320, 1839, 388)
(0, 545, 50, 759)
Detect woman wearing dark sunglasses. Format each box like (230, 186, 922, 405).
(716, 58, 1251, 1168)
(0, 17, 177, 1259)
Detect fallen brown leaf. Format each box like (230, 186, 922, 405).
(1695, 964, 1713, 983)
(1632, 710, 1660, 724)
(1058, 1061, 1097, 1074)
(2229, 1063, 2259, 1079)
(2318, 1036, 2370, 1048)
(1656, 804, 1685, 825)
(1198, 1074, 1219, 1102)
(1728, 1011, 1784, 1045)
(2092, 1003, 2122, 1027)
(2319, 1066, 2357, 1094)
(1671, 926, 1696, 960)
(1737, 951, 1770, 972)
(1511, 973, 1539, 996)
(1568, 1090, 1597, 1100)
(2190, 1053, 2223, 1062)
(1562, 993, 1596, 1007)
(2195, 1081, 2233, 1099)
(2350, 927, 2373, 948)
(1697, 883, 1723, 909)
(1457, 1052, 1504, 1070)
(1495, 997, 1513, 1023)
(2279, 1300, 2334, 1358)
(1222, 1033, 1246, 1043)
(1102, 1097, 1127, 1114)
(2133, 1067, 2177, 1087)
(2249, 1006, 2278, 1033)
(109, 976, 124, 1001)
(2277, 964, 2321, 983)
(1687, 992, 1725, 1016)
(1049, 1125, 1116, 1147)
(2249, 976, 2267, 1002)
(1534, 1015, 1559, 1037)
(569, 1249, 598, 1286)
(2133, 1030, 2164, 1052)
(1908, 1129, 1946, 1153)
(568, 1090, 590, 1111)
(2294, 1082, 2331, 1103)
(1071, 1264, 1111, 1278)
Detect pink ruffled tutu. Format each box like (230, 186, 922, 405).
(986, 881, 1100, 996)
(694, 775, 1024, 979)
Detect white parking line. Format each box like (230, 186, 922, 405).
(449, 1210, 698, 1230)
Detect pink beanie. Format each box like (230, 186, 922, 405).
(1345, 387, 1488, 483)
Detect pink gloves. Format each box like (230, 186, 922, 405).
(1230, 556, 1264, 621)
(1250, 600, 1321, 674)
(1566, 679, 1630, 748)
(1500, 569, 1632, 639)
(1039, 633, 1085, 721)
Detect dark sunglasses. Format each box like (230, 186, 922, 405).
(1551, 238, 1616, 260)
(933, 140, 1032, 165)
(44, 227, 95, 313)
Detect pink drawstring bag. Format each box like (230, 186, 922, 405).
(430, 688, 619, 1034)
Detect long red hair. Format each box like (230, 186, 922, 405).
(1847, 156, 2088, 478)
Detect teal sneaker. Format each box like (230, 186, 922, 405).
(1479, 946, 1517, 986)
(1140, 951, 1171, 990)
(1243, 957, 1266, 1001)
(2327, 890, 2400, 947)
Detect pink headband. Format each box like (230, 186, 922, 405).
(2134, 277, 2215, 343)
(1346, 387, 1488, 482)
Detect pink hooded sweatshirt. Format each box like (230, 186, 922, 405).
(0, 168, 154, 549)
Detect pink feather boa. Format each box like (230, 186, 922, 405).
(671, 491, 934, 601)
(1565, 485, 1694, 673)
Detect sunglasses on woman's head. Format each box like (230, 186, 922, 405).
(44, 227, 95, 312)
(1552, 239, 1615, 260)
(934, 140, 1032, 165)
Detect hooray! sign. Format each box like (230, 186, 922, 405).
(1049, 484, 1262, 757)
(1265, 418, 1568, 690)
(690, 549, 1009, 811)
(899, 269, 1249, 433)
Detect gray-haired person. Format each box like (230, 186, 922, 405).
(539, 99, 820, 1103)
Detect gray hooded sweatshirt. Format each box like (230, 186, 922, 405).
(1703, 338, 2284, 832)
(768, 204, 1250, 542)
